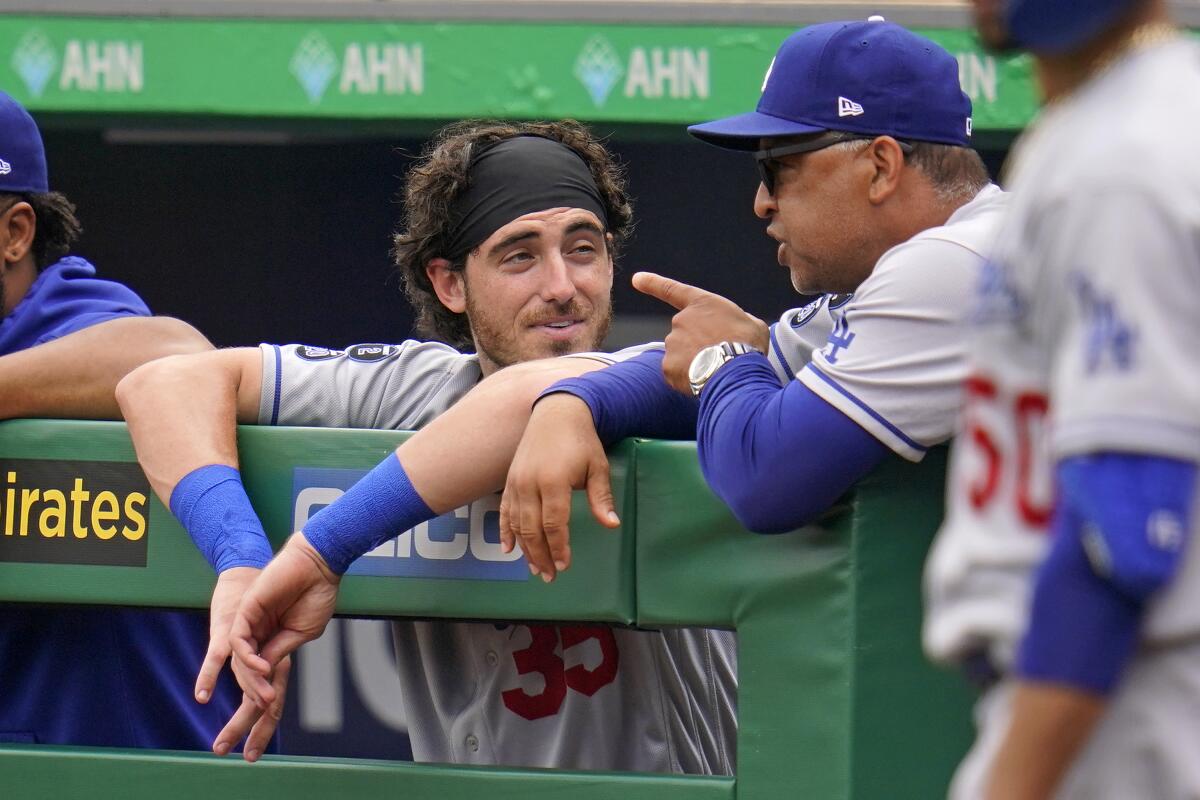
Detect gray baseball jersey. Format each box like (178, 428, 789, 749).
(929, 37, 1200, 800)
(259, 340, 737, 774)
(768, 184, 1008, 460)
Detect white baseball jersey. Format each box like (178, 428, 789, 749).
(768, 184, 1008, 460)
(925, 38, 1200, 671)
(259, 340, 737, 774)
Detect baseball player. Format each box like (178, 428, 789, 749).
(0, 91, 235, 749)
(926, 1, 1200, 797)
(483, 19, 1005, 579)
(220, 20, 1001, 771)
(119, 120, 736, 772)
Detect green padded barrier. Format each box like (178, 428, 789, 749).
(0, 419, 636, 624)
(634, 442, 973, 799)
(0, 745, 735, 799)
(0, 419, 975, 798)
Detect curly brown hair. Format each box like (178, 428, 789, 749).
(0, 191, 82, 270)
(393, 119, 633, 349)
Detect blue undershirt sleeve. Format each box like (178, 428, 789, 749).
(1016, 453, 1197, 695)
(169, 465, 274, 573)
(302, 452, 435, 575)
(696, 353, 889, 533)
(540, 350, 699, 444)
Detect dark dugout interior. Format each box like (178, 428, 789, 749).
(40, 123, 1011, 353)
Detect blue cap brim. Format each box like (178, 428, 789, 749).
(687, 111, 828, 151)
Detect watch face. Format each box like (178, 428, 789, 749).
(688, 345, 725, 386)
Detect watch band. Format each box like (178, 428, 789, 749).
(688, 341, 760, 397)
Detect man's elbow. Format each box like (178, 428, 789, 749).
(115, 353, 191, 419)
(717, 479, 824, 535)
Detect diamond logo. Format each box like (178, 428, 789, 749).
(11, 29, 58, 98)
(574, 35, 624, 108)
(290, 32, 338, 104)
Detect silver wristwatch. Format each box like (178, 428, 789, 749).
(687, 342, 760, 397)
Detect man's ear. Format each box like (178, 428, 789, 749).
(426, 257, 467, 314)
(1, 202, 36, 265)
(865, 137, 907, 205)
(605, 233, 615, 278)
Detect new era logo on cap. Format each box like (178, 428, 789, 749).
(0, 158, 10, 176)
(838, 96, 864, 117)
(688, 18, 974, 151)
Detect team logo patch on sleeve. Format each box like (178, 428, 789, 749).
(0, 459, 150, 567)
(827, 293, 852, 309)
(790, 297, 824, 328)
(347, 344, 396, 363)
(295, 345, 345, 361)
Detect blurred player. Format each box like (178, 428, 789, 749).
(118, 120, 735, 772)
(0, 90, 233, 749)
(924, 1, 1200, 797)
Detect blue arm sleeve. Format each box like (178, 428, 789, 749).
(696, 353, 889, 533)
(169, 465, 274, 573)
(1017, 453, 1197, 695)
(541, 350, 699, 445)
(302, 452, 435, 575)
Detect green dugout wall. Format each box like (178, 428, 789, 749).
(0, 420, 973, 798)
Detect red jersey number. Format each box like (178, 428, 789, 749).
(963, 375, 1052, 529)
(501, 625, 620, 720)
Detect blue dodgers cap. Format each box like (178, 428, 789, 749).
(689, 18, 972, 151)
(0, 91, 48, 193)
(1005, 0, 1139, 54)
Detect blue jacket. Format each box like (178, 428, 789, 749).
(0, 257, 246, 749)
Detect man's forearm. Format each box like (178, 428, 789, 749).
(985, 683, 1105, 800)
(0, 316, 211, 420)
(116, 347, 260, 504)
(398, 356, 608, 513)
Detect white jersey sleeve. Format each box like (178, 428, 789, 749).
(561, 341, 665, 366)
(766, 295, 846, 384)
(795, 237, 983, 461)
(1045, 187, 1200, 462)
(259, 341, 482, 430)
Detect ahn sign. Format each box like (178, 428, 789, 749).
(292, 466, 527, 580)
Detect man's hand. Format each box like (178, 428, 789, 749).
(212, 656, 292, 762)
(633, 271, 769, 394)
(195, 566, 260, 704)
(499, 393, 620, 583)
(228, 534, 340, 709)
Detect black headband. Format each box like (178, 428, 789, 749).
(443, 135, 609, 261)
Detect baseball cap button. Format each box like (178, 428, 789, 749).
(867, 15, 885, 22)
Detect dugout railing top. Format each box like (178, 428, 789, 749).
(0, 419, 973, 799)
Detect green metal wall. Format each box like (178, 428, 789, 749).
(0, 420, 972, 798)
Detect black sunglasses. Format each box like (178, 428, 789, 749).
(753, 133, 914, 195)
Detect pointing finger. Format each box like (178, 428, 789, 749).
(632, 272, 712, 311)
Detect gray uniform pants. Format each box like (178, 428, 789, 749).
(950, 639, 1200, 800)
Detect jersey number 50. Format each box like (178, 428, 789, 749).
(963, 375, 1052, 529)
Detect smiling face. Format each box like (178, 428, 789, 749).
(752, 138, 878, 296)
(427, 206, 614, 374)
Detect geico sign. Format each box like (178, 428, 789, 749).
(292, 466, 527, 580)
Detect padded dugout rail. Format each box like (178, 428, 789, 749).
(0, 419, 971, 799)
